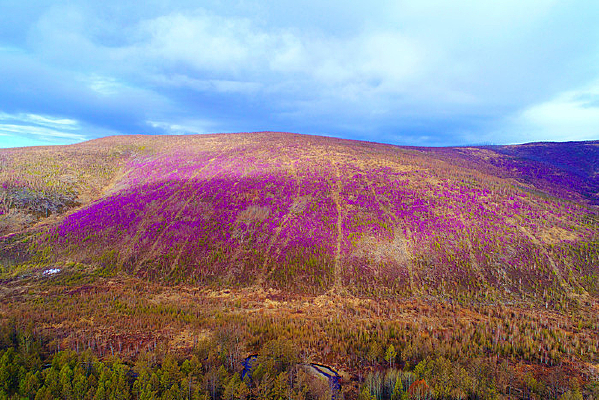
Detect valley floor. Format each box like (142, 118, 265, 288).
(1, 269, 598, 399)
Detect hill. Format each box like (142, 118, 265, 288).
(1, 132, 598, 399)
(1, 133, 598, 301)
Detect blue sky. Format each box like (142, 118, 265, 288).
(1, 0, 598, 148)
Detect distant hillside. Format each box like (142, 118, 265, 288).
(1, 133, 597, 302)
(413, 141, 599, 206)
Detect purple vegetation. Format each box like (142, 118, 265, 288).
(29, 134, 598, 295)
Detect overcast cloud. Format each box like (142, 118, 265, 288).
(0, 0, 598, 147)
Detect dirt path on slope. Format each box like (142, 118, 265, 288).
(332, 165, 344, 292)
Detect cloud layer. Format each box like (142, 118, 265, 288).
(1, 1, 598, 147)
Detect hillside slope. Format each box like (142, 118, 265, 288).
(1, 133, 597, 302)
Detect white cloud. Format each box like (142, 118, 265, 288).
(139, 12, 269, 73)
(522, 92, 599, 141)
(0, 112, 78, 129)
(0, 124, 85, 140)
(152, 74, 262, 94)
(0, 112, 87, 145)
(86, 74, 122, 95)
(491, 82, 599, 144)
(135, 11, 424, 99)
(148, 118, 215, 135)
(3, 1, 599, 145)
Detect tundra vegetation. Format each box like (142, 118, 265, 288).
(0, 133, 598, 399)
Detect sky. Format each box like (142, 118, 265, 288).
(0, 0, 598, 148)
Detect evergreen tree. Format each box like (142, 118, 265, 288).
(59, 363, 74, 399)
(20, 370, 41, 398)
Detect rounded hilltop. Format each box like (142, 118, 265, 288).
(1, 132, 597, 303)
